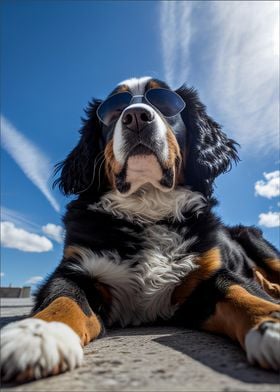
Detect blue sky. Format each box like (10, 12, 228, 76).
(1, 1, 279, 288)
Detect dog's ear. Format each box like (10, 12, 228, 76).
(176, 85, 239, 197)
(53, 99, 107, 196)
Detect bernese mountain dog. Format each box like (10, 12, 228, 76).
(1, 77, 280, 382)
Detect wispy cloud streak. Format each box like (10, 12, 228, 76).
(159, 1, 279, 153)
(1, 206, 41, 232)
(1, 116, 60, 212)
(160, 2, 193, 87)
(160, 2, 177, 87)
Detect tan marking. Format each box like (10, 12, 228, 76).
(166, 127, 181, 167)
(172, 248, 221, 305)
(254, 266, 268, 279)
(203, 285, 280, 348)
(115, 84, 130, 93)
(265, 258, 280, 283)
(33, 297, 101, 346)
(176, 139, 189, 186)
(146, 80, 163, 90)
(104, 139, 122, 189)
(177, 145, 187, 185)
(64, 245, 81, 259)
(164, 127, 182, 186)
(266, 258, 280, 272)
(254, 269, 280, 299)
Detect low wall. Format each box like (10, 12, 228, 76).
(0, 287, 31, 298)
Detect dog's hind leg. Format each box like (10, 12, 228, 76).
(197, 274, 280, 371)
(228, 225, 280, 284)
(202, 282, 280, 370)
(253, 269, 280, 299)
(173, 267, 280, 371)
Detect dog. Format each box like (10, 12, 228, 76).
(1, 76, 280, 383)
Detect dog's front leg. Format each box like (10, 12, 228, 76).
(0, 273, 103, 383)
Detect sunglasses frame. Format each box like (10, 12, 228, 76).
(97, 88, 186, 126)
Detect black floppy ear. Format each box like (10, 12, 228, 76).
(53, 99, 106, 196)
(176, 85, 239, 197)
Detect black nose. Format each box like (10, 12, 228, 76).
(122, 106, 154, 130)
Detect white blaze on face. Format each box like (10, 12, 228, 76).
(113, 77, 170, 166)
(112, 119, 126, 165)
(113, 103, 169, 165)
(111, 77, 175, 194)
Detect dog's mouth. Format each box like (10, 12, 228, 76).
(115, 144, 175, 195)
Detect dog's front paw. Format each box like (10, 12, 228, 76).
(1, 318, 83, 383)
(245, 313, 280, 371)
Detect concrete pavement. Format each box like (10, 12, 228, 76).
(1, 298, 279, 391)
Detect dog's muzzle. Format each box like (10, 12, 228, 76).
(121, 105, 155, 132)
(111, 103, 177, 196)
(118, 103, 169, 161)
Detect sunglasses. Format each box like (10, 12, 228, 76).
(97, 88, 186, 126)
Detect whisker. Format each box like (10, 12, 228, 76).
(98, 157, 106, 191)
(77, 151, 104, 194)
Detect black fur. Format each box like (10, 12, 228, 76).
(63, 199, 144, 259)
(176, 85, 240, 197)
(53, 99, 108, 198)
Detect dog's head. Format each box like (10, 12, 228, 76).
(54, 76, 239, 198)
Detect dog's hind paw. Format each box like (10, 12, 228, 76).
(245, 313, 280, 371)
(0, 318, 83, 383)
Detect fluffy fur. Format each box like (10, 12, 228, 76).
(1, 319, 83, 382)
(89, 185, 206, 224)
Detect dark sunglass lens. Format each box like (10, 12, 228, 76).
(97, 92, 132, 125)
(146, 89, 185, 117)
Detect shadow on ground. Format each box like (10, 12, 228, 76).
(153, 329, 279, 384)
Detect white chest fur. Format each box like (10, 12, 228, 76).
(68, 223, 198, 327)
(68, 188, 206, 326)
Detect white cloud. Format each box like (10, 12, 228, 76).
(159, 2, 279, 154)
(1, 116, 60, 212)
(255, 171, 280, 199)
(1, 207, 64, 243)
(0, 221, 53, 252)
(0, 272, 4, 278)
(258, 211, 280, 228)
(42, 223, 64, 244)
(25, 276, 44, 285)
